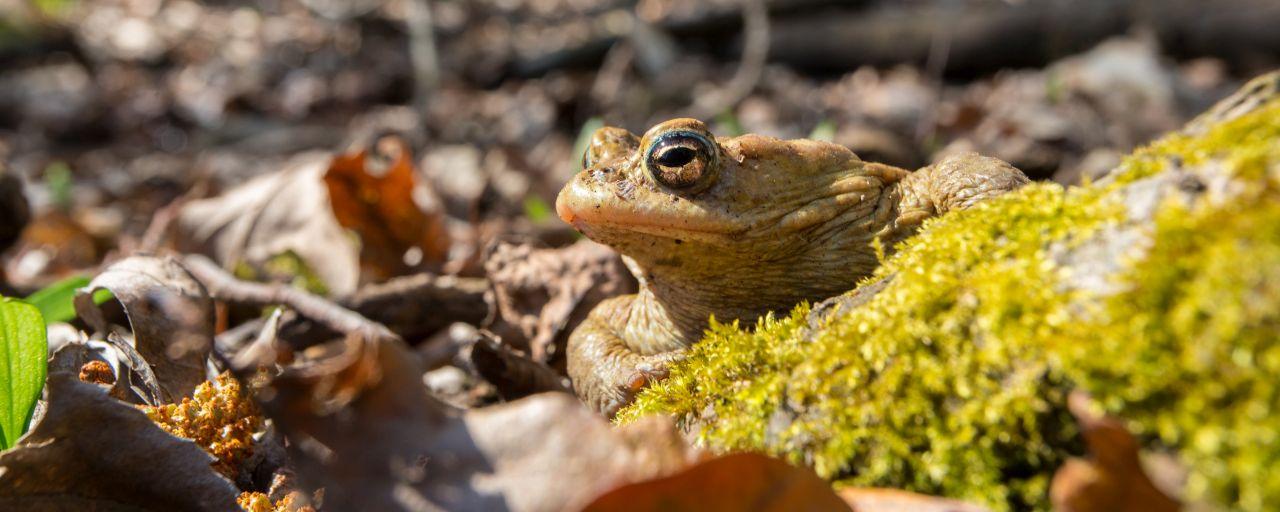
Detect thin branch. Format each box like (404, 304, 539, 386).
(181, 254, 399, 344)
(692, 0, 770, 119)
(916, 0, 958, 142)
(407, 0, 441, 116)
(135, 181, 206, 254)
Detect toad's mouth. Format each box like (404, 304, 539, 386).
(555, 179, 740, 244)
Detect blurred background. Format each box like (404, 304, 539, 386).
(2, 0, 1279, 291)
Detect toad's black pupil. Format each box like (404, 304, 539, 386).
(656, 146, 697, 167)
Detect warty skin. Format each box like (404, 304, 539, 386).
(557, 118, 1028, 415)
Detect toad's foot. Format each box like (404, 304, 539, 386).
(567, 303, 685, 417)
(895, 152, 1030, 228)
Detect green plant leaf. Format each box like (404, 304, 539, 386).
(43, 161, 73, 213)
(715, 110, 745, 137)
(523, 195, 553, 223)
(0, 297, 47, 449)
(24, 275, 91, 324)
(808, 119, 837, 142)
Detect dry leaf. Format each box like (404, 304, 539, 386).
(1049, 392, 1180, 512)
(74, 255, 214, 402)
(485, 239, 637, 363)
(48, 337, 139, 404)
(175, 153, 361, 296)
(324, 135, 450, 280)
(0, 372, 239, 511)
(4, 212, 101, 288)
(582, 452, 851, 512)
(256, 334, 696, 512)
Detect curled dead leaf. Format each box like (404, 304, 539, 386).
(0, 372, 239, 511)
(74, 255, 214, 402)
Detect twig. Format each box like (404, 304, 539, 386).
(916, 0, 958, 143)
(182, 254, 399, 344)
(232, 308, 284, 370)
(136, 181, 206, 254)
(589, 42, 635, 110)
(407, 0, 441, 115)
(278, 271, 489, 347)
(692, 0, 770, 118)
(215, 316, 266, 354)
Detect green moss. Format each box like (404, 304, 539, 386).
(622, 99, 1280, 510)
(1060, 104, 1280, 509)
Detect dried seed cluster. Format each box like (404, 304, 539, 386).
(143, 372, 264, 480)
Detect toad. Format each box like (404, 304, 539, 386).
(558, 119, 1028, 415)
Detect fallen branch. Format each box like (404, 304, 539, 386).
(277, 271, 489, 348)
(692, 0, 770, 118)
(135, 181, 207, 255)
(181, 254, 399, 344)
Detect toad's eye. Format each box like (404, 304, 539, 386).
(645, 131, 718, 191)
(654, 146, 696, 167)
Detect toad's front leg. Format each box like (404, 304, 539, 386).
(567, 295, 684, 416)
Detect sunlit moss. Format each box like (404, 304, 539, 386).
(622, 97, 1280, 510)
(1059, 104, 1280, 509)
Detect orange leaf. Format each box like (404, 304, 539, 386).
(1050, 392, 1180, 512)
(324, 136, 450, 281)
(581, 452, 851, 512)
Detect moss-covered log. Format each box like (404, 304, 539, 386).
(620, 72, 1280, 511)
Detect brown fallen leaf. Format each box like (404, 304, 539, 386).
(485, 239, 637, 364)
(0, 372, 239, 511)
(74, 255, 214, 402)
(324, 135, 451, 281)
(256, 334, 697, 512)
(1049, 391, 1180, 512)
(582, 452, 852, 512)
(175, 153, 361, 295)
(4, 211, 102, 288)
